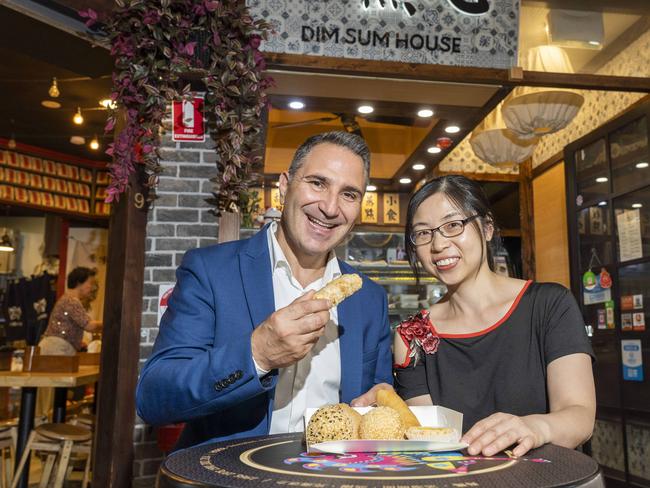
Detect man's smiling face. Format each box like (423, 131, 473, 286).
(278, 142, 366, 261)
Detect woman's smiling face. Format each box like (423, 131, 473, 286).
(412, 192, 492, 286)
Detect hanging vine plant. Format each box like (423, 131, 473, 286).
(81, 0, 272, 214)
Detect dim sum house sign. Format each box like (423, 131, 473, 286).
(246, 0, 519, 69)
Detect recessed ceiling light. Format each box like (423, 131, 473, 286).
(288, 100, 305, 110)
(632, 203, 643, 208)
(636, 162, 649, 169)
(99, 98, 117, 109)
(70, 136, 85, 145)
(598, 201, 607, 207)
(595, 177, 608, 183)
(427, 146, 442, 154)
(366, 185, 377, 192)
(417, 109, 434, 118)
(358, 105, 374, 114)
(399, 177, 412, 184)
(41, 100, 61, 109)
(588, 41, 601, 46)
(445, 125, 460, 134)
(412, 163, 426, 170)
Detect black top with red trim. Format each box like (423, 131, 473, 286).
(394, 281, 594, 432)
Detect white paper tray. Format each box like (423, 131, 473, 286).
(309, 439, 468, 454)
(304, 405, 465, 454)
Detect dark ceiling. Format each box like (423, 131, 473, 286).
(0, 4, 113, 162)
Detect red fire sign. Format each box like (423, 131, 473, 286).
(172, 96, 205, 142)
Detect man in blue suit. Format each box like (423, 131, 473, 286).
(136, 131, 392, 449)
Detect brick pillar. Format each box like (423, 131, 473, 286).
(132, 134, 219, 487)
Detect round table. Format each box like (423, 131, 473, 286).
(159, 433, 604, 488)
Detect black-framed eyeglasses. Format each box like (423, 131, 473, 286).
(409, 215, 480, 246)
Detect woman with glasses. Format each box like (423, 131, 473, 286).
(393, 175, 595, 458)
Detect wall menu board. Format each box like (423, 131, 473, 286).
(0, 150, 111, 217)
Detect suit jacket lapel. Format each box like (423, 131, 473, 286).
(239, 227, 275, 330)
(337, 263, 363, 403)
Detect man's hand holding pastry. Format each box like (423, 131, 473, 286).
(251, 291, 331, 371)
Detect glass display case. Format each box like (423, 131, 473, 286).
(565, 100, 650, 488)
(334, 230, 446, 324)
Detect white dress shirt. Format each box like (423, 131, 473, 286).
(262, 222, 342, 434)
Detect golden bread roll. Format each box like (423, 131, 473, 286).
(359, 406, 404, 440)
(306, 404, 361, 444)
(376, 388, 420, 429)
(314, 274, 362, 306)
(405, 426, 458, 443)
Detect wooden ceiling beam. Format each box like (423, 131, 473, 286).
(266, 53, 650, 93)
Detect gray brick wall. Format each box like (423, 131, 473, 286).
(132, 133, 219, 487)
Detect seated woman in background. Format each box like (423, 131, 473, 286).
(38, 267, 102, 356)
(393, 175, 595, 457)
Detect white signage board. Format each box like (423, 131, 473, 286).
(247, 0, 519, 69)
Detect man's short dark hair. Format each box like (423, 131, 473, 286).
(288, 131, 371, 184)
(67, 267, 96, 289)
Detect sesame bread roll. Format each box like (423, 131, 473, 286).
(376, 388, 421, 430)
(314, 274, 362, 307)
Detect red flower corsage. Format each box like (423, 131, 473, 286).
(396, 310, 440, 367)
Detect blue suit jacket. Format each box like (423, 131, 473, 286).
(136, 227, 392, 449)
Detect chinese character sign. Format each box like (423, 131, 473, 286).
(361, 191, 378, 224)
(270, 188, 283, 211)
(383, 193, 400, 224)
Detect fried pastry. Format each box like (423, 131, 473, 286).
(314, 274, 362, 307)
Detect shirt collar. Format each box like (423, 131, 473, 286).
(267, 221, 341, 284)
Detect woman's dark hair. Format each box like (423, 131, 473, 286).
(67, 267, 96, 289)
(405, 175, 501, 281)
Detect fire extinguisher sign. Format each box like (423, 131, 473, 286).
(172, 96, 205, 142)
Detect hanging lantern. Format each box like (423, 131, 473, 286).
(502, 46, 584, 139)
(501, 90, 584, 139)
(469, 105, 538, 168)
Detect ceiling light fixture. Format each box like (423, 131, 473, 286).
(598, 201, 607, 207)
(445, 125, 460, 134)
(70, 136, 85, 145)
(366, 184, 377, 192)
(595, 177, 608, 183)
(417, 109, 434, 118)
(73, 107, 84, 125)
(89, 135, 100, 150)
(632, 203, 643, 209)
(41, 100, 61, 109)
(358, 105, 374, 114)
(588, 41, 601, 46)
(99, 98, 117, 110)
(412, 163, 426, 170)
(288, 100, 305, 110)
(427, 146, 442, 154)
(636, 162, 649, 169)
(48, 77, 60, 98)
(0, 233, 14, 253)
(399, 177, 412, 184)
(7, 135, 16, 150)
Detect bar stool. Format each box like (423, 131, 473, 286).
(11, 423, 92, 488)
(0, 419, 17, 488)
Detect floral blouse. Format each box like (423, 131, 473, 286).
(43, 294, 91, 351)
